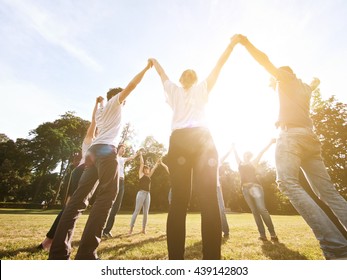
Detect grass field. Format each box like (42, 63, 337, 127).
(0, 208, 324, 260)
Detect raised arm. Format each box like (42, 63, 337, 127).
(252, 139, 276, 166)
(119, 60, 152, 104)
(149, 159, 160, 178)
(239, 35, 279, 78)
(138, 151, 145, 179)
(150, 58, 169, 84)
(159, 159, 170, 174)
(206, 34, 241, 92)
(220, 148, 233, 164)
(231, 143, 241, 165)
(84, 96, 103, 144)
(124, 150, 140, 163)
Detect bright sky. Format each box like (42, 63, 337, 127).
(1, 0, 347, 167)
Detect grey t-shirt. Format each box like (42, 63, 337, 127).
(276, 69, 313, 128)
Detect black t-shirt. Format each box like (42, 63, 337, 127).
(139, 175, 151, 192)
(238, 163, 259, 185)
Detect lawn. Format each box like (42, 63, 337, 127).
(0, 208, 323, 260)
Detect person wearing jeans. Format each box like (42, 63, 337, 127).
(48, 61, 152, 260)
(38, 96, 102, 251)
(103, 145, 139, 238)
(232, 140, 278, 242)
(150, 35, 241, 259)
(238, 35, 347, 259)
(129, 151, 159, 234)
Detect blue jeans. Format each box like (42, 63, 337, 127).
(217, 185, 230, 236)
(242, 183, 276, 237)
(103, 178, 125, 234)
(130, 190, 151, 230)
(276, 127, 347, 259)
(49, 144, 118, 260)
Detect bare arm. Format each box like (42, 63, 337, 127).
(206, 34, 241, 92)
(124, 150, 139, 163)
(149, 159, 160, 178)
(84, 96, 103, 144)
(220, 148, 233, 164)
(150, 58, 169, 84)
(138, 152, 144, 179)
(160, 159, 170, 174)
(119, 60, 152, 104)
(231, 143, 241, 165)
(239, 36, 279, 78)
(252, 139, 276, 166)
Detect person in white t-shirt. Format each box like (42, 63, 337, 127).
(49, 61, 152, 260)
(37, 96, 102, 251)
(102, 144, 140, 238)
(149, 35, 241, 260)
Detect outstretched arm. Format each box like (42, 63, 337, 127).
(239, 35, 279, 78)
(84, 96, 103, 144)
(124, 150, 140, 163)
(231, 143, 241, 165)
(119, 60, 152, 103)
(138, 151, 145, 179)
(149, 159, 160, 177)
(220, 148, 233, 164)
(150, 58, 169, 84)
(206, 34, 241, 92)
(159, 159, 170, 174)
(252, 138, 276, 166)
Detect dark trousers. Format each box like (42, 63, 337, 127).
(49, 144, 118, 260)
(46, 164, 86, 239)
(103, 178, 125, 234)
(166, 127, 221, 260)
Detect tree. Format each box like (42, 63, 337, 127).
(311, 90, 347, 197)
(29, 112, 89, 202)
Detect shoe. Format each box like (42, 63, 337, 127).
(223, 233, 230, 238)
(103, 232, 113, 238)
(271, 236, 279, 243)
(258, 236, 268, 242)
(36, 243, 44, 250)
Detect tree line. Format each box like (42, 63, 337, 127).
(0, 90, 346, 214)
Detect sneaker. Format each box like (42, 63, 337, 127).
(223, 233, 230, 238)
(258, 236, 268, 242)
(271, 236, 279, 243)
(103, 232, 113, 238)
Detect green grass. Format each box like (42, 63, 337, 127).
(0, 209, 323, 260)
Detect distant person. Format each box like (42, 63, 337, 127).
(217, 151, 231, 238)
(38, 96, 102, 251)
(149, 34, 241, 259)
(238, 35, 347, 259)
(129, 151, 160, 234)
(49, 61, 152, 260)
(102, 145, 139, 238)
(231, 140, 278, 242)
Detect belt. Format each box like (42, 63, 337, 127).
(119, 177, 124, 181)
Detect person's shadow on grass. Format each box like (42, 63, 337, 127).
(261, 241, 308, 260)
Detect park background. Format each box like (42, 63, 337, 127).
(0, 0, 346, 260)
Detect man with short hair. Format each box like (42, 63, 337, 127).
(49, 60, 152, 260)
(238, 35, 347, 260)
(102, 144, 139, 238)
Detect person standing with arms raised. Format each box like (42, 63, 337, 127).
(238, 35, 347, 259)
(49, 60, 152, 260)
(149, 35, 241, 259)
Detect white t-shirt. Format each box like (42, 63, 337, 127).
(78, 140, 92, 166)
(163, 80, 209, 131)
(92, 94, 122, 146)
(117, 156, 126, 178)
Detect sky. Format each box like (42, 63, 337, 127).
(1, 0, 347, 167)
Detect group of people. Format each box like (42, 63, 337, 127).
(40, 34, 347, 260)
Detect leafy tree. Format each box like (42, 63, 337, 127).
(311, 90, 347, 197)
